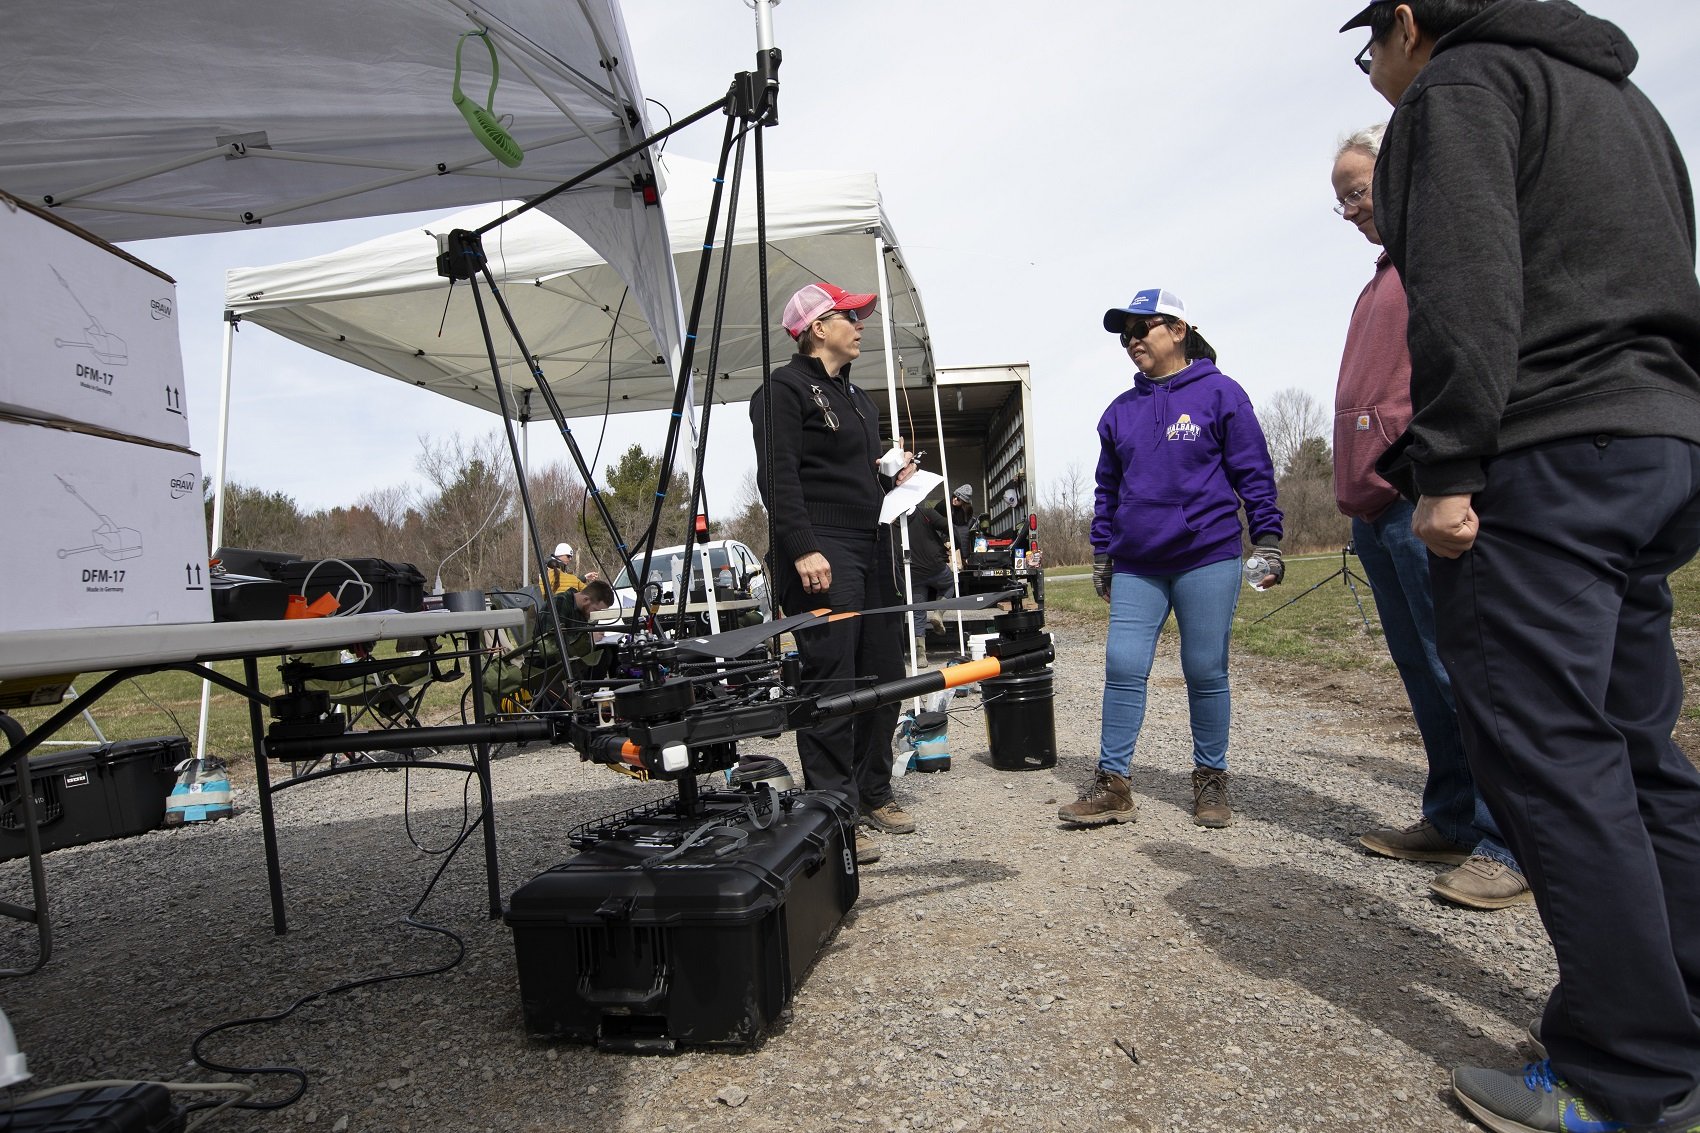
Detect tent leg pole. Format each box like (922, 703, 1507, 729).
(196, 312, 239, 761)
(930, 381, 967, 657)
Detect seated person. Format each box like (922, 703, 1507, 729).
(484, 579, 615, 709)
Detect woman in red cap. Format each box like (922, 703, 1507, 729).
(750, 281, 917, 865)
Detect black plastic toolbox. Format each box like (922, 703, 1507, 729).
(505, 788, 859, 1051)
(269, 557, 426, 614)
(0, 1083, 183, 1132)
(0, 736, 183, 860)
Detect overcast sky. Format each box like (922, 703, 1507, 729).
(128, 0, 1700, 522)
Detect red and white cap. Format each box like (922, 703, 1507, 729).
(782, 282, 877, 340)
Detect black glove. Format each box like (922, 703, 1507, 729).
(1092, 554, 1113, 602)
(1254, 542, 1285, 588)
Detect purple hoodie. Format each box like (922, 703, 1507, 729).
(1091, 359, 1282, 575)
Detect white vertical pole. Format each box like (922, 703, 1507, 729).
(519, 416, 531, 587)
(194, 312, 239, 760)
(931, 380, 967, 656)
(873, 238, 920, 680)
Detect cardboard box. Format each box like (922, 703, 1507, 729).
(0, 192, 190, 448)
(0, 418, 211, 632)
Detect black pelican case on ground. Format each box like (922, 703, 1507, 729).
(505, 788, 859, 1051)
(0, 1083, 182, 1132)
(0, 736, 183, 860)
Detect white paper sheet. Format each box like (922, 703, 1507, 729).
(879, 470, 945, 525)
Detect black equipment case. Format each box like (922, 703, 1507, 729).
(0, 1083, 183, 1132)
(269, 557, 426, 614)
(0, 736, 183, 860)
(505, 788, 858, 1051)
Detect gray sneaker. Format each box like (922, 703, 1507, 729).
(1452, 1062, 1620, 1133)
(1430, 855, 1534, 911)
(1359, 818, 1472, 865)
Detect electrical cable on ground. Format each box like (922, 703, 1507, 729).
(185, 817, 482, 1114)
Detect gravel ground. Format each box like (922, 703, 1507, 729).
(0, 610, 1557, 1132)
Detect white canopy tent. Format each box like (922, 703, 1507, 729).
(226, 152, 947, 670)
(0, 0, 697, 754)
(223, 154, 936, 420)
(0, 0, 681, 362)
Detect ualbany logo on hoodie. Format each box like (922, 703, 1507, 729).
(1166, 413, 1201, 442)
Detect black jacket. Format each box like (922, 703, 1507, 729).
(749, 353, 888, 565)
(906, 506, 951, 576)
(1374, 0, 1700, 497)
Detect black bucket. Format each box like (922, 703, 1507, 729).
(983, 668, 1056, 771)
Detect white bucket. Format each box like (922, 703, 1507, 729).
(967, 633, 996, 662)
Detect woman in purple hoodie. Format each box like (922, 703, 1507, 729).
(1058, 289, 1283, 830)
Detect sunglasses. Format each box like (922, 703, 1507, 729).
(1355, 38, 1374, 75)
(809, 384, 840, 431)
(1119, 317, 1171, 347)
(818, 309, 862, 326)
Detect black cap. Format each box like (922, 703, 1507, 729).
(1339, 0, 1388, 33)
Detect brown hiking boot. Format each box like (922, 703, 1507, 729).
(1359, 818, 1472, 865)
(1057, 770, 1137, 826)
(855, 830, 881, 865)
(1192, 768, 1232, 828)
(1430, 855, 1534, 910)
(862, 800, 916, 834)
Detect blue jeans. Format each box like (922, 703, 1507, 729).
(1352, 502, 1516, 869)
(1100, 556, 1241, 775)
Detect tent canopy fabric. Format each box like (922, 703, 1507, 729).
(0, 0, 682, 365)
(224, 155, 935, 420)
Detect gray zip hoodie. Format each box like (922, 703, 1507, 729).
(1373, 0, 1700, 497)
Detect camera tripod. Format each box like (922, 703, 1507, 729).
(1249, 545, 1371, 629)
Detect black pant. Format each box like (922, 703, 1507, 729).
(1430, 434, 1700, 1123)
(777, 526, 904, 813)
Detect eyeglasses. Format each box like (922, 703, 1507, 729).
(809, 384, 840, 431)
(818, 309, 861, 327)
(1119, 317, 1170, 347)
(1333, 185, 1370, 215)
(1355, 38, 1374, 75)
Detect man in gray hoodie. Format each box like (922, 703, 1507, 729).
(1346, 1, 1700, 1129)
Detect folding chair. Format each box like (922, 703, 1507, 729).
(283, 638, 461, 778)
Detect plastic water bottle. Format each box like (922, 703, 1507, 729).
(1244, 554, 1269, 591)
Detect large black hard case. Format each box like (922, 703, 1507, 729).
(505, 788, 858, 1051)
(0, 736, 182, 860)
(0, 1083, 183, 1132)
(269, 557, 426, 613)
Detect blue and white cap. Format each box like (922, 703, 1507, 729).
(1102, 288, 1188, 333)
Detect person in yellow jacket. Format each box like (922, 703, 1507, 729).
(543, 541, 598, 594)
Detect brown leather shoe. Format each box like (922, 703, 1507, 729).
(1359, 818, 1472, 865)
(1057, 769, 1137, 826)
(1192, 768, 1232, 828)
(1430, 855, 1533, 910)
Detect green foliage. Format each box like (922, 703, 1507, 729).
(213, 482, 305, 551)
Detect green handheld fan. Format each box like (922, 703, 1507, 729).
(453, 30, 524, 168)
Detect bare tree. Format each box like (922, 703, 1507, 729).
(1260, 388, 1328, 478)
(724, 470, 770, 561)
(415, 431, 517, 590)
(1036, 463, 1095, 566)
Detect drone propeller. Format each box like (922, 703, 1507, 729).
(671, 588, 1023, 659)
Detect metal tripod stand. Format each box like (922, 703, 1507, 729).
(1249, 546, 1372, 628)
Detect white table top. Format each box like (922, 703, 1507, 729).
(0, 608, 525, 681)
